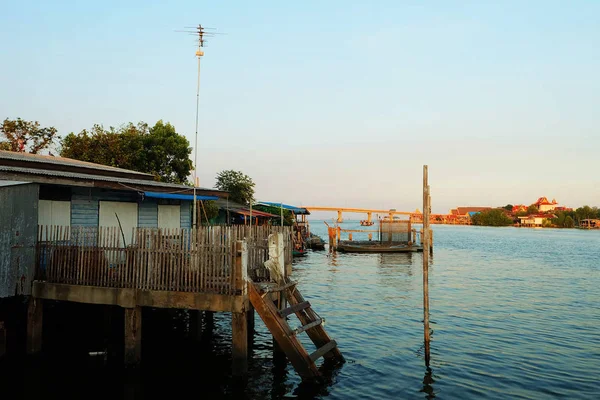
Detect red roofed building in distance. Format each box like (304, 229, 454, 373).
(533, 197, 572, 212)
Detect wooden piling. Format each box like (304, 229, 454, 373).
(231, 240, 248, 376)
(26, 298, 43, 355)
(124, 306, 142, 366)
(0, 321, 6, 358)
(189, 310, 204, 341)
(422, 165, 431, 366)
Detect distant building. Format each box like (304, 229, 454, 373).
(518, 214, 556, 227)
(512, 205, 528, 213)
(534, 197, 559, 212)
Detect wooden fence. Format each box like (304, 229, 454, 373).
(36, 225, 293, 295)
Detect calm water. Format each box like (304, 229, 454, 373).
(2, 223, 599, 399)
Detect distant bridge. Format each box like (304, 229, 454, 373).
(304, 207, 418, 223)
(304, 206, 468, 225)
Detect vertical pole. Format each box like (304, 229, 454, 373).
(280, 203, 284, 227)
(124, 306, 142, 366)
(26, 298, 43, 354)
(189, 310, 204, 341)
(422, 165, 431, 367)
(193, 45, 202, 229)
(232, 240, 248, 377)
(0, 321, 6, 358)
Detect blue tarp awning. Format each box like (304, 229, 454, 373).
(144, 191, 219, 201)
(256, 201, 310, 215)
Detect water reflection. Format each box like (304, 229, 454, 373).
(420, 367, 436, 399)
(327, 250, 339, 268)
(378, 252, 414, 269)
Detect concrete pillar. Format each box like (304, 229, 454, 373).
(232, 240, 248, 376)
(337, 210, 343, 223)
(367, 212, 372, 223)
(26, 298, 43, 355)
(124, 306, 142, 366)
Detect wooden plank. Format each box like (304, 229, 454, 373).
(259, 281, 297, 294)
(279, 301, 310, 318)
(293, 318, 322, 335)
(309, 340, 337, 362)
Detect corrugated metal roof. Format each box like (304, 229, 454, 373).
(0, 165, 222, 194)
(0, 150, 152, 178)
(144, 191, 219, 201)
(0, 180, 30, 187)
(256, 201, 310, 215)
(213, 198, 278, 218)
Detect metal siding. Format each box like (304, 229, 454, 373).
(180, 201, 191, 228)
(138, 200, 158, 228)
(71, 187, 139, 228)
(0, 183, 38, 298)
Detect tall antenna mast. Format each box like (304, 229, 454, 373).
(177, 24, 221, 228)
(192, 24, 205, 229)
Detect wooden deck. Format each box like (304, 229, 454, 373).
(28, 224, 293, 373)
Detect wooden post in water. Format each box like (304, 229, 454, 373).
(124, 306, 142, 365)
(26, 298, 43, 354)
(232, 240, 248, 377)
(422, 165, 431, 366)
(0, 321, 6, 358)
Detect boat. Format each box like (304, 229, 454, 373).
(293, 249, 308, 257)
(360, 220, 374, 226)
(305, 233, 326, 250)
(337, 241, 422, 253)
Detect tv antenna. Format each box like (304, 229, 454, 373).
(176, 24, 223, 228)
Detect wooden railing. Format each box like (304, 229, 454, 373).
(36, 225, 293, 295)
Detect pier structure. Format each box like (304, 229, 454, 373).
(28, 225, 292, 373)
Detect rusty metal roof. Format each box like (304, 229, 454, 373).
(0, 150, 152, 178)
(0, 165, 224, 195)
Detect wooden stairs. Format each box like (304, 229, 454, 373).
(248, 279, 345, 380)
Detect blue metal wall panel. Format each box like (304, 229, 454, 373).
(71, 188, 140, 227)
(180, 201, 191, 228)
(139, 200, 158, 228)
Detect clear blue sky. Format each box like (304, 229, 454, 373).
(1, 0, 598, 214)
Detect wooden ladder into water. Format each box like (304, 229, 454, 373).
(248, 279, 345, 380)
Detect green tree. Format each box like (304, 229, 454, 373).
(61, 120, 192, 183)
(214, 170, 255, 205)
(527, 204, 539, 214)
(503, 204, 513, 211)
(575, 205, 595, 222)
(564, 215, 575, 228)
(200, 200, 219, 224)
(254, 204, 295, 225)
(470, 209, 514, 227)
(1, 118, 60, 154)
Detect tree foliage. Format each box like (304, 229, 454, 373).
(564, 216, 575, 228)
(214, 170, 255, 206)
(526, 204, 539, 214)
(0, 118, 60, 154)
(470, 208, 514, 227)
(200, 200, 220, 223)
(61, 120, 192, 183)
(254, 204, 295, 226)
